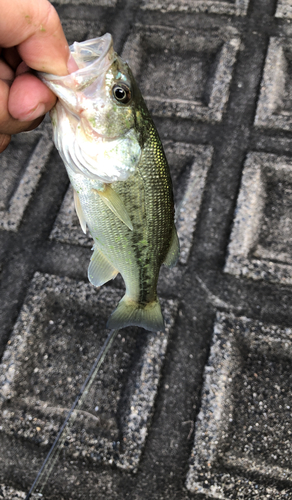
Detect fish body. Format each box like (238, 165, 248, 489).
(39, 34, 179, 332)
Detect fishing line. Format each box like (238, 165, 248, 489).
(25, 328, 118, 500)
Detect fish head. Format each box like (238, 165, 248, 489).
(38, 34, 143, 183)
(81, 54, 138, 139)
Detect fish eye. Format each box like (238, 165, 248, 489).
(112, 83, 132, 104)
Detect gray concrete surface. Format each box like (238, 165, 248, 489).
(1, 0, 292, 498)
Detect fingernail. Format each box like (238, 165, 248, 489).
(67, 54, 79, 74)
(19, 103, 46, 122)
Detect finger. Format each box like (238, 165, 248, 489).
(0, 59, 15, 85)
(0, 0, 69, 76)
(8, 72, 56, 121)
(0, 133, 11, 153)
(0, 78, 44, 134)
(15, 61, 30, 76)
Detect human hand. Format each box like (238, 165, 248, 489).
(0, 0, 72, 153)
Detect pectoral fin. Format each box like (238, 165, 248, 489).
(88, 246, 118, 287)
(73, 189, 87, 234)
(163, 225, 180, 268)
(94, 185, 133, 231)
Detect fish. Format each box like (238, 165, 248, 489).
(38, 33, 179, 332)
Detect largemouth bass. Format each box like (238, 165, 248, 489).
(39, 34, 179, 332)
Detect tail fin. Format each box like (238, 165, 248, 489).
(106, 295, 165, 332)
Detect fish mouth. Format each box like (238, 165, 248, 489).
(38, 34, 115, 90)
(70, 35, 113, 71)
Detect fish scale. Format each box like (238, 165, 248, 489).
(39, 33, 179, 332)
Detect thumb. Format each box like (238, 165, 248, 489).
(0, 0, 69, 76)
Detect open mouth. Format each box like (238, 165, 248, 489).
(38, 34, 115, 91)
(70, 35, 113, 70)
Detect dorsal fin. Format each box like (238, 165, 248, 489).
(93, 184, 133, 231)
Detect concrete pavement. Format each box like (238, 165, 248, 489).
(1, 0, 292, 498)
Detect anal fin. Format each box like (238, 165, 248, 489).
(93, 185, 133, 231)
(163, 225, 180, 268)
(73, 189, 87, 234)
(88, 246, 118, 287)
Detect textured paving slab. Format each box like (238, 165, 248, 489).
(276, 0, 292, 18)
(187, 312, 292, 498)
(54, 0, 117, 5)
(50, 185, 93, 247)
(225, 152, 292, 285)
(140, 0, 250, 15)
(60, 19, 105, 46)
(0, 127, 53, 231)
(0, 485, 26, 500)
(0, 273, 177, 473)
(1, 0, 292, 498)
(122, 25, 240, 122)
(255, 37, 292, 131)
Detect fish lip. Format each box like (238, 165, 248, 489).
(38, 33, 115, 89)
